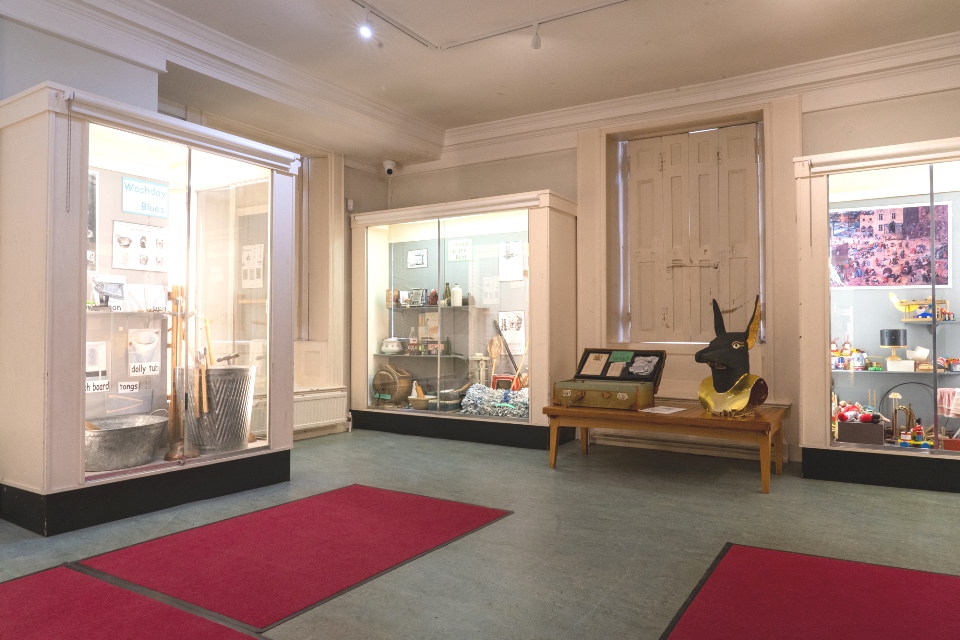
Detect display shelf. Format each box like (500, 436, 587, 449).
(389, 305, 482, 311)
(374, 354, 468, 359)
(901, 319, 958, 324)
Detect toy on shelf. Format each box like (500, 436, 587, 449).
(892, 294, 954, 323)
(830, 337, 868, 370)
(899, 423, 932, 448)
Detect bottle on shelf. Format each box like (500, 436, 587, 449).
(451, 284, 462, 307)
(443, 336, 452, 355)
(407, 326, 419, 355)
(442, 282, 451, 307)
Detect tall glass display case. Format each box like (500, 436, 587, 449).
(351, 192, 578, 448)
(796, 137, 960, 491)
(0, 84, 297, 534)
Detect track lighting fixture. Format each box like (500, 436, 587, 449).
(531, 24, 541, 49)
(359, 12, 373, 39)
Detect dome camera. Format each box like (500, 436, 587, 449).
(383, 160, 398, 176)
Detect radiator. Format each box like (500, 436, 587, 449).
(249, 389, 348, 436)
(293, 390, 348, 431)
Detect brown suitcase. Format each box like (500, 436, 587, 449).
(551, 349, 666, 411)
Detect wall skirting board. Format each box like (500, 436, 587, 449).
(351, 410, 574, 450)
(801, 447, 960, 493)
(0, 450, 290, 536)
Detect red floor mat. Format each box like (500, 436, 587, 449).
(663, 543, 960, 639)
(0, 566, 252, 640)
(81, 484, 510, 630)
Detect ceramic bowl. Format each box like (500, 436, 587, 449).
(409, 395, 436, 410)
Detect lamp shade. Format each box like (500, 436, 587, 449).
(880, 329, 907, 347)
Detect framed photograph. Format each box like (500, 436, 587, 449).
(829, 203, 951, 288)
(407, 288, 426, 307)
(407, 248, 428, 269)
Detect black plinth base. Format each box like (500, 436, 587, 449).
(352, 409, 574, 450)
(802, 446, 960, 493)
(0, 450, 290, 536)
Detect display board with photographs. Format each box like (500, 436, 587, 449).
(829, 203, 951, 288)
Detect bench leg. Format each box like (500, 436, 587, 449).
(773, 424, 783, 475)
(758, 432, 772, 494)
(549, 418, 559, 469)
(580, 427, 589, 455)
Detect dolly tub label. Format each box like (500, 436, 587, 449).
(129, 362, 161, 377)
(122, 177, 168, 218)
(85, 379, 110, 393)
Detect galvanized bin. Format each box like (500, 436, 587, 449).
(178, 365, 256, 454)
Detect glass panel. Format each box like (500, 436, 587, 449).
(84, 124, 189, 476)
(440, 211, 530, 421)
(828, 164, 940, 452)
(933, 160, 960, 454)
(187, 150, 272, 457)
(366, 219, 440, 410)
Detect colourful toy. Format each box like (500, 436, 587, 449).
(898, 424, 932, 448)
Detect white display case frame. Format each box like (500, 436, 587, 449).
(350, 191, 578, 432)
(0, 84, 298, 525)
(794, 136, 960, 487)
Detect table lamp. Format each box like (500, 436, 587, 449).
(880, 329, 907, 361)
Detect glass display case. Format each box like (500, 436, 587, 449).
(366, 211, 529, 417)
(0, 84, 297, 534)
(351, 192, 578, 447)
(83, 126, 273, 476)
(796, 137, 960, 490)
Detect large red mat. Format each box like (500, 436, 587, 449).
(0, 566, 252, 640)
(663, 543, 960, 639)
(81, 484, 509, 631)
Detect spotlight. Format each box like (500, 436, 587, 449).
(359, 11, 373, 39)
(531, 23, 541, 49)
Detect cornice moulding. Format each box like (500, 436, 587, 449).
(2, 0, 444, 159)
(439, 31, 960, 154)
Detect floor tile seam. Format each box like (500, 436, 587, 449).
(64, 562, 265, 637)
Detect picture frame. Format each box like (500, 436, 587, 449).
(829, 202, 951, 289)
(407, 248, 428, 269)
(407, 288, 426, 307)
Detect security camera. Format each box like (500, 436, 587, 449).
(383, 160, 398, 176)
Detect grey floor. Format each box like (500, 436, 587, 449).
(3, 430, 960, 639)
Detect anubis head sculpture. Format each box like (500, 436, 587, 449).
(695, 296, 761, 394)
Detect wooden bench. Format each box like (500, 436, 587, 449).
(542, 400, 789, 493)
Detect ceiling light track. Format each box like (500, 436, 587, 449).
(441, 0, 632, 50)
(351, 0, 438, 48)
(350, 0, 631, 50)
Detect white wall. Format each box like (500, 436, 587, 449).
(388, 149, 576, 209)
(0, 18, 158, 110)
(802, 89, 960, 155)
(345, 167, 388, 213)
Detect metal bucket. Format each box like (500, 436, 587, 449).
(84, 414, 168, 472)
(178, 365, 256, 454)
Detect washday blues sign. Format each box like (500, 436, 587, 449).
(122, 177, 169, 218)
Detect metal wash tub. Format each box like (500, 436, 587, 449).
(84, 414, 168, 472)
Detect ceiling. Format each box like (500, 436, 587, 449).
(145, 0, 960, 133)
